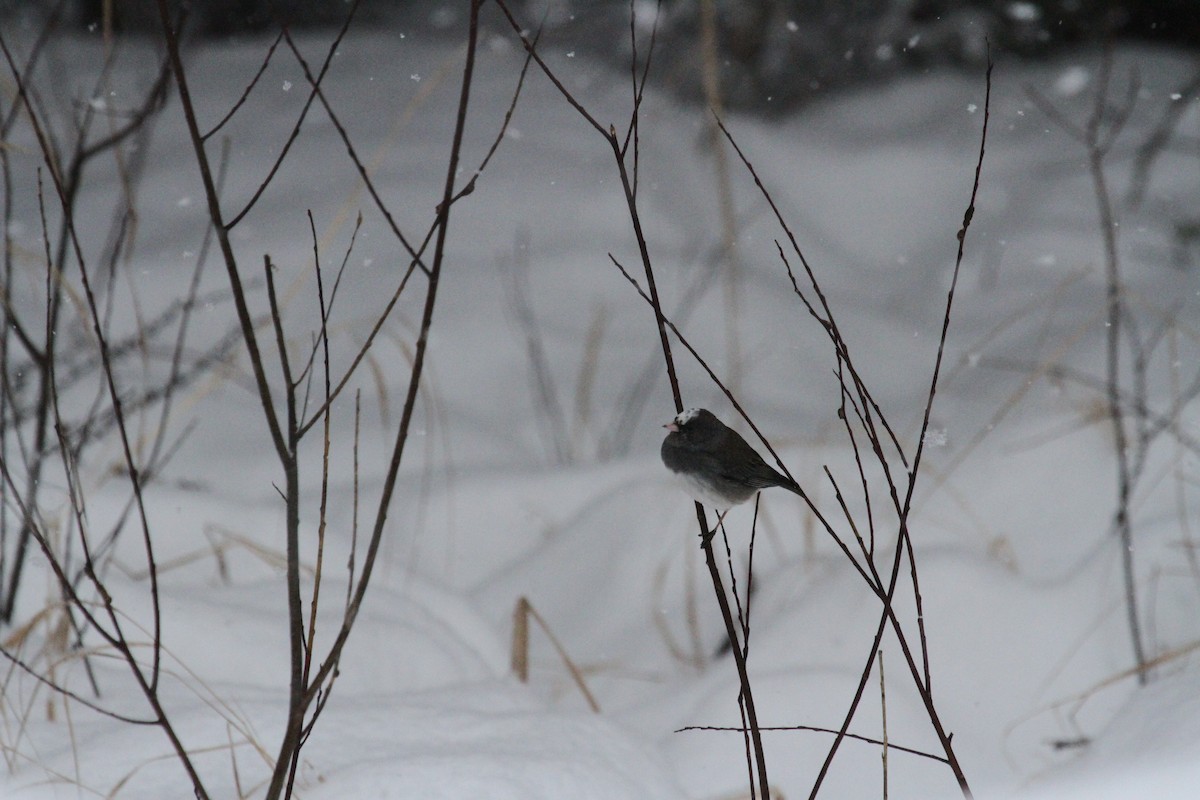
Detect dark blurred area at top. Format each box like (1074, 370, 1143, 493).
(9, 1, 1198, 112)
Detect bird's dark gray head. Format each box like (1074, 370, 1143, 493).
(662, 407, 722, 450)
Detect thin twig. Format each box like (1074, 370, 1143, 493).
(278, 26, 426, 272)
(202, 30, 284, 141)
(227, 3, 362, 230)
(677, 724, 948, 764)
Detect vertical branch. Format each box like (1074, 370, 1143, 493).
(492, 3, 771, 795)
(346, 390, 362, 608)
(302, 211, 333, 691)
(293, 0, 488, 753)
(287, 210, 336, 798)
(609, 46, 773, 800)
(1085, 49, 1147, 683)
(153, 0, 289, 464)
(262, 253, 307, 800)
(1030, 44, 1148, 683)
(879, 650, 889, 800)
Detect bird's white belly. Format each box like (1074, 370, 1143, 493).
(670, 468, 744, 510)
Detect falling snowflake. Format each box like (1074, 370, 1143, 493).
(1054, 66, 1090, 97)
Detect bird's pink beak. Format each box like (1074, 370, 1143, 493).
(664, 422, 679, 432)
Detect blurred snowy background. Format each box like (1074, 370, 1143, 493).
(1, 1, 1199, 798)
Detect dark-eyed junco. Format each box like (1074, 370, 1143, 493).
(661, 408, 801, 509)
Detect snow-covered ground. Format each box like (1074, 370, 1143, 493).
(2, 11, 1199, 800)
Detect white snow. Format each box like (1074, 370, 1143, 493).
(1, 20, 1198, 800)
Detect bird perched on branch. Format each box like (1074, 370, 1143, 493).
(661, 408, 801, 510)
